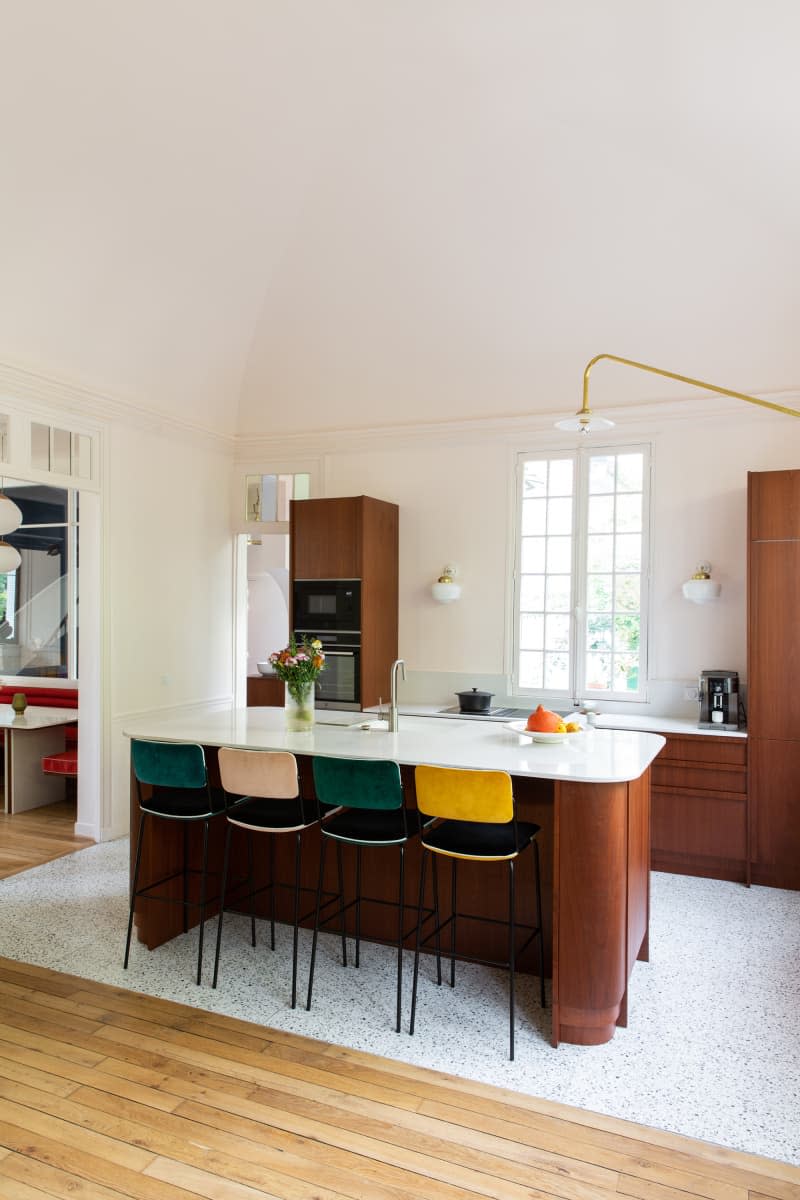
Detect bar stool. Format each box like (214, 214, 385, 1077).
(212, 747, 333, 1008)
(306, 756, 417, 1033)
(124, 739, 227, 985)
(409, 763, 546, 1060)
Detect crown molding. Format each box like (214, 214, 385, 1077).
(235, 388, 800, 459)
(0, 358, 235, 455)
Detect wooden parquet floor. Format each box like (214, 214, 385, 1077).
(0, 959, 797, 1200)
(0, 801, 91, 879)
(0, 805, 798, 1199)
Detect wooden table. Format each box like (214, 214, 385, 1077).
(123, 707, 664, 1047)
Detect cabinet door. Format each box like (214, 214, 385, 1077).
(748, 469, 800, 541)
(747, 540, 800, 740)
(290, 498, 361, 579)
(749, 737, 800, 890)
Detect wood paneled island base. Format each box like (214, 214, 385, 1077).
(124, 709, 663, 1047)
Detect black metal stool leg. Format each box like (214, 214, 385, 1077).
(196, 819, 210, 986)
(212, 821, 233, 989)
(306, 835, 328, 1011)
(291, 831, 302, 1009)
(395, 844, 405, 1033)
(248, 832, 256, 948)
(269, 832, 276, 950)
(449, 858, 458, 988)
(508, 858, 516, 1061)
(355, 845, 362, 968)
(409, 847, 428, 1035)
(432, 855, 442, 985)
(123, 812, 147, 969)
(182, 824, 189, 933)
(336, 841, 347, 967)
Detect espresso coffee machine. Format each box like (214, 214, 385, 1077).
(698, 670, 740, 730)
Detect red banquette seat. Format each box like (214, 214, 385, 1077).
(0, 686, 79, 776)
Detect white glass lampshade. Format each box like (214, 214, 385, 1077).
(555, 412, 615, 434)
(682, 563, 720, 604)
(432, 566, 461, 603)
(0, 541, 21, 572)
(0, 494, 22, 536)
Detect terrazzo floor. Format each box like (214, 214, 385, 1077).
(1, 836, 798, 1166)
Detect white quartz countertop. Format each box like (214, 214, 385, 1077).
(123, 705, 665, 784)
(0, 704, 78, 731)
(375, 704, 747, 740)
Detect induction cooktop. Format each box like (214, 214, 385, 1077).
(439, 705, 532, 718)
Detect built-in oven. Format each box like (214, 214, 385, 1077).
(292, 579, 361, 633)
(302, 631, 361, 710)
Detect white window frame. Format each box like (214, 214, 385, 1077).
(512, 441, 652, 706)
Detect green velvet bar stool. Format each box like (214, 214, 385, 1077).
(409, 763, 546, 1060)
(124, 739, 227, 986)
(305, 755, 418, 1033)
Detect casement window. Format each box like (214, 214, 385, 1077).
(513, 445, 651, 704)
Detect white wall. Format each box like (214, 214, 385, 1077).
(107, 422, 235, 838)
(247, 400, 800, 716)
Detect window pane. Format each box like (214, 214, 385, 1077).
(545, 613, 570, 650)
(588, 494, 614, 533)
(587, 573, 613, 612)
(521, 497, 547, 536)
(52, 428, 71, 475)
(519, 611, 544, 649)
(549, 459, 573, 496)
(521, 537, 546, 573)
(587, 534, 613, 572)
(519, 649, 543, 688)
(614, 613, 640, 652)
(547, 496, 572, 535)
(0, 525, 69, 677)
(545, 575, 571, 611)
(587, 614, 612, 651)
(615, 533, 642, 572)
(31, 424, 50, 471)
(617, 454, 643, 492)
(586, 652, 611, 690)
(523, 461, 548, 497)
(616, 492, 642, 533)
(615, 574, 640, 611)
(520, 574, 545, 610)
(546, 536, 571, 573)
(613, 654, 639, 692)
(589, 455, 615, 494)
(544, 652, 569, 690)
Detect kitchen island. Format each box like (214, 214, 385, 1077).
(123, 707, 664, 1047)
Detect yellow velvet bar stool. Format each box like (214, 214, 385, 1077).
(212, 747, 333, 1008)
(409, 763, 546, 1060)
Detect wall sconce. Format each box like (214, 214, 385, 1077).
(0, 492, 22, 573)
(682, 562, 721, 604)
(432, 565, 461, 603)
(556, 352, 800, 433)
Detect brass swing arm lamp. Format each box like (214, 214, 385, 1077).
(555, 352, 800, 432)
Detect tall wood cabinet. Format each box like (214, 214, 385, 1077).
(290, 495, 399, 709)
(747, 469, 800, 890)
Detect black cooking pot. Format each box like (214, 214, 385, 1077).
(455, 688, 495, 714)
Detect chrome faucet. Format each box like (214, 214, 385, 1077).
(389, 658, 406, 732)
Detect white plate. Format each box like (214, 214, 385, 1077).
(506, 721, 581, 743)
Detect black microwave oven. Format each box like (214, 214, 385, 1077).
(292, 579, 361, 633)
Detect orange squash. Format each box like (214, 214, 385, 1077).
(525, 704, 563, 733)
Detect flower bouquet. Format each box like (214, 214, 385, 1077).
(268, 635, 325, 731)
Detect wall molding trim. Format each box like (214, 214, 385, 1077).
(235, 388, 800, 460)
(0, 358, 235, 455)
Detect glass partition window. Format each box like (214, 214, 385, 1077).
(0, 480, 78, 679)
(245, 473, 310, 523)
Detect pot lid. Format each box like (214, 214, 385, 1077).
(455, 688, 494, 699)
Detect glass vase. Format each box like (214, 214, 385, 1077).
(285, 681, 315, 732)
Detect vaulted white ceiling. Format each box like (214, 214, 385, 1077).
(1, 1, 798, 437)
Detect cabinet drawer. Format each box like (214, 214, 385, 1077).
(652, 761, 747, 794)
(656, 736, 746, 767)
(652, 789, 747, 860)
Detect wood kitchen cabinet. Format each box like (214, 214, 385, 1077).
(290, 495, 399, 709)
(747, 469, 800, 889)
(246, 674, 283, 707)
(650, 735, 748, 883)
